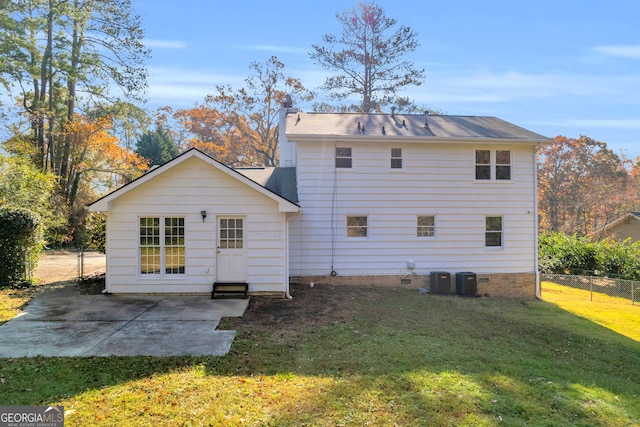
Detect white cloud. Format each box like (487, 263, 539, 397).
(593, 45, 640, 59)
(145, 66, 246, 107)
(143, 39, 187, 49)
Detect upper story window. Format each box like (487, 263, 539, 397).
(391, 148, 402, 169)
(496, 150, 511, 180)
(346, 216, 367, 238)
(336, 147, 352, 168)
(475, 149, 511, 180)
(475, 150, 491, 180)
(485, 216, 503, 247)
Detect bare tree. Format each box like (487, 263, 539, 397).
(310, 1, 425, 113)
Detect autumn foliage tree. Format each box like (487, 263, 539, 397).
(55, 115, 148, 243)
(537, 135, 639, 235)
(173, 56, 312, 167)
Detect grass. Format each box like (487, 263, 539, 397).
(1, 285, 639, 426)
(542, 281, 640, 341)
(0, 286, 38, 323)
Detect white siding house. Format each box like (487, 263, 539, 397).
(90, 110, 549, 298)
(88, 150, 299, 295)
(282, 111, 550, 297)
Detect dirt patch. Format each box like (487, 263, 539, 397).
(222, 283, 386, 336)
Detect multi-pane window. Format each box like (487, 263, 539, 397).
(140, 217, 185, 275)
(391, 148, 402, 169)
(336, 147, 352, 168)
(417, 216, 435, 237)
(346, 216, 368, 238)
(496, 150, 511, 180)
(476, 149, 512, 180)
(475, 150, 491, 180)
(485, 216, 503, 247)
(140, 217, 160, 274)
(164, 218, 185, 274)
(219, 218, 243, 249)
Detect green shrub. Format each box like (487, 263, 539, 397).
(539, 231, 640, 281)
(0, 207, 43, 287)
(84, 212, 106, 253)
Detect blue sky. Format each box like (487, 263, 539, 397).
(134, 0, 640, 157)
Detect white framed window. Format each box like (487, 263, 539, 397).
(391, 148, 402, 169)
(475, 149, 512, 181)
(475, 150, 491, 180)
(336, 147, 352, 168)
(219, 217, 243, 249)
(485, 216, 503, 247)
(496, 150, 511, 180)
(140, 217, 185, 275)
(346, 216, 368, 238)
(417, 216, 435, 237)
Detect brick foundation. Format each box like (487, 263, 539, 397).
(291, 272, 537, 298)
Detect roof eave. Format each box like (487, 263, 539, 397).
(286, 134, 551, 145)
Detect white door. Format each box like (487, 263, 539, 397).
(217, 217, 246, 282)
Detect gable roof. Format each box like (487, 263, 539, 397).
(285, 112, 550, 144)
(597, 212, 640, 234)
(88, 148, 300, 213)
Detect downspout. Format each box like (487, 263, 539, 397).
(284, 213, 293, 299)
(533, 145, 542, 300)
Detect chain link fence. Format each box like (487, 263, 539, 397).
(33, 249, 106, 285)
(541, 273, 639, 305)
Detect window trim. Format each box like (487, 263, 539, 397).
(346, 215, 368, 238)
(139, 216, 186, 277)
(474, 149, 513, 182)
(485, 216, 503, 248)
(335, 146, 353, 169)
(475, 149, 491, 180)
(417, 215, 436, 238)
(390, 147, 403, 169)
(495, 150, 511, 180)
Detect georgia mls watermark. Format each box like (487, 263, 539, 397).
(0, 406, 64, 427)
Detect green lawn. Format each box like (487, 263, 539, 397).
(1, 284, 639, 426)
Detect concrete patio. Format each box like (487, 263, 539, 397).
(0, 285, 248, 358)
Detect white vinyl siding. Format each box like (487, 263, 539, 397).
(289, 141, 536, 276)
(105, 155, 289, 294)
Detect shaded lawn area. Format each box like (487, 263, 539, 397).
(0, 283, 639, 426)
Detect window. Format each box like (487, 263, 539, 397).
(485, 216, 503, 247)
(496, 150, 511, 180)
(219, 218, 243, 249)
(475, 150, 491, 180)
(391, 148, 402, 169)
(346, 216, 367, 237)
(417, 216, 435, 237)
(336, 147, 352, 168)
(140, 217, 185, 275)
(475, 149, 512, 180)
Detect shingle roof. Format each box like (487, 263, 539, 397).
(285, 112, 550, 142)
(236, 167, 298, 203)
